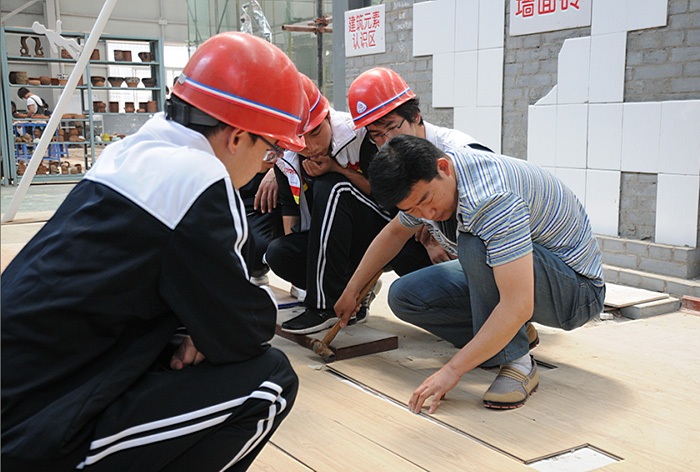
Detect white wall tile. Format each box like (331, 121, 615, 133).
(555, 168, 587, 206)
(589, 33, 626, 103)
(556, 104, 589, 169)
(621, 102, 662, 173)
(455, 0, 479, 52)
(627, 0, 668, 32)
(432, 52, 455, 108)
(478, 0, 505, 49)
(454, 51, 478, 107)
(659, 100, 700, 176)
(477, 48, 504, 107)
(585, 170, 621, 236)
(431, 0, 456, 54)
(588, 103, 623, 170)
(557, 37, 591, 104)
(656, 174, 700, 247)
(412, 0, 438, 57)
(527, 105, 556, 167)
(591, 0, 628, 35)
(454, 106, 478, 138)
(475, 106, 502, 154)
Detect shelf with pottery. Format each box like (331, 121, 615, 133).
(2, 26, 166, 185)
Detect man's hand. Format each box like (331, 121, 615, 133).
(170, 336, 206, 370)
(334, 289, 362, 328)
(408, 364, 461, 414)
(302, 155, 339, 177)
(415, 226, 455, 264)
(254, 168, 278, 213)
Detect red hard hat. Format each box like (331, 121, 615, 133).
(172, 32, 307, 151)
(348, 67, 416, 129)
(299, 74, 330, 134)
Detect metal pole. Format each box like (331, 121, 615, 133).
(2, 0, 120, 223)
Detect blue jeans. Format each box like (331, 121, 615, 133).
(388, 233, 605, 367)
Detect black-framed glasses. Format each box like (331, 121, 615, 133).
(368, 118, 406, 142)
(258, 135, 284, 163)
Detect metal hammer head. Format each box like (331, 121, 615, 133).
(312, 340, 336, 363)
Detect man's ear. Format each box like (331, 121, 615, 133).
(436, 157, 451, 176)
(225, 127, 247, 154)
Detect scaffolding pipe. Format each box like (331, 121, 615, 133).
(2, 0, 120, 223)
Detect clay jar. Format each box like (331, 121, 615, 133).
(141, 77, 157, 88)
(91, 76, 106, 87)
(146, 101, 158, 113)
(93, 101, 106, 113)
(40, 76, 51, 85)
(124, 102, 135, 113)
(138, 52, 153, 62)
(9, 71, 28, 84)
(108, 101, 119, 113)
(90, 49, 100, 60)
(125, 77, 140, 88)
(108, 76, 124, 87)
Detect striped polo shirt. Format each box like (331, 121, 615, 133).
(399, 148, 604, 287)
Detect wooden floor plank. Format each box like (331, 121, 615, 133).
(328, 314, 700, 470)
(250, 443, 312, 472)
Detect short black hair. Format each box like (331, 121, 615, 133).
(17, 87, 30, 99)
(393, 97, 422, 125)
(369, 134, 442, 210)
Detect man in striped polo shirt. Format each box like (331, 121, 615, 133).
(335, 135, 605, 413)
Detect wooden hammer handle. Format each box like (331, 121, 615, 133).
(320, 269, 383, 347)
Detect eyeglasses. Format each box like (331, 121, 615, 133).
(368, 118, 406, 142)
(258, 135, 284, 163)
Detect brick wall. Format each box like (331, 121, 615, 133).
(344, 0, 454, 128)
(619, 172, 657, 240)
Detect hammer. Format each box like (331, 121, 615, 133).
(311, 270, 383, 362)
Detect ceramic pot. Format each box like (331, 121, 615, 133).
(138, 52, 153, 62)
(91, 76, 106, 87)
(34, 38, 44, 57)
(141, 77, 157, 88)
(122, 50, 132, 62)
(93, 101, 106, 113)
(50, 77, 59, 86)
(108, 101, 119, 113)
(124, 102, 135, 113)
(114, 50, 124, 61)
(19, 36, 30, 56)
(57, 73, 69, 86)
(125, 77, 140, 88)
(90, 49, 100, 60)
(28, 78, 41, 86)
(146, 101, 158, 113)
(40, 76, 51, 85)
(9, 71, 28, 84)
(61, 49, 73, 59)
(108, 76, 124, 87)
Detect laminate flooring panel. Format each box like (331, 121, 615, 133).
(266, 337, 532, 471)
(249, 443, 312, 472)
(329, 314, 700, 470)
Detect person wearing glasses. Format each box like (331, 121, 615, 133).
(2, 33, 306, 471)
(269, 74, 432, 334)
(348, 67, 494, 266)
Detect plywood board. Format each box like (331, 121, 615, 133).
(250, 443, 312, 472)
(328, 314, 700, 470)
(604, 282, 668, 308)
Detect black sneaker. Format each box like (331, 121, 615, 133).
(281, 308, 337, 334)
(349, 306, 368, 325)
